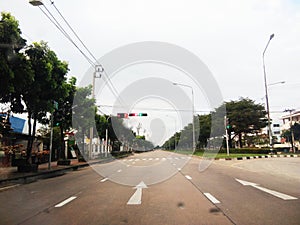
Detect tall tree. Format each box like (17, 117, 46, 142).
(0, 12, 33, 109)
(72, 85, 96, 158)
(225, 98, 268, 148)
(282, 123, 300, 142)
(22, 41, 69, 162)
(53, 77, 76, 159)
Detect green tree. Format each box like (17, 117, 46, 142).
(225, 98, 268, 148)
(197, 114, 212, 148)
(53, 77, 77, 159)
(95, 113, 108, 139)
(22, 41, 69, 162)
(282, 123, 300, 142)
(0, 12, 33, 109)
(72, 85, 95, 158)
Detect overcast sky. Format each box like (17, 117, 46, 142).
(1, 0, 300, 144)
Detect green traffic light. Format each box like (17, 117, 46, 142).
(138, 113, 147, 116)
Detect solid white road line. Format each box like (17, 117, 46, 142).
(55, 196, 77, 208)
(204, 193, 221, 204)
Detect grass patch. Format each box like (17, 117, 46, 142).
(194, 152, 268, 159)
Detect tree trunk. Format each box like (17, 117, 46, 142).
(239, 133, 243, 148)
(228, 131, 233, 148)
(26, 112, 32, 163)
(59, 124, 65, 159)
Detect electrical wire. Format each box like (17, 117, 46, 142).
(44, 0, 127, 108)
(48, 0, 98, 64)
(38, 5, 96, 67)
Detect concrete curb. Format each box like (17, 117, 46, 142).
(0, 158, 114, 186)
(213, 154, 298, 161)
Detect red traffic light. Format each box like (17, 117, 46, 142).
(117, 113, 128, 118)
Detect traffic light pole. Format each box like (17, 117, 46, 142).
(224, 116, 230, 156)
(48, 112, 54, 170)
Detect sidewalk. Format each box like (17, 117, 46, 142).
(0, 158, 112, 186)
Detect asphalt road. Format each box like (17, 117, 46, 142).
(0, 150, 299, 225)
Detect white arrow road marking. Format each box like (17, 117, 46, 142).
(235, 179, 298, 200)
(204, 193, 221, 204)
(55, 196, 77, 207)
(127, 181, 148, 205)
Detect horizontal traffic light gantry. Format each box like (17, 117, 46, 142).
(117, 113, 148, 118)
(129, 113, 148, 117)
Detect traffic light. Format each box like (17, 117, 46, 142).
(225, 117, 231, 129)
(129, 113, 148, 117)
(117, 113, 128, 118)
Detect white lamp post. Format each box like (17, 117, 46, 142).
(263, 33, 275, 150)
(173, 83, 195, 151)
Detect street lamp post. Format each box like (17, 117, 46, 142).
(105, 115, 112, 157)
(262, 33, 275, 150)
(173, 83, 196, 151)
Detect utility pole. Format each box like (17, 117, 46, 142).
(90, 65, 103, 159)
(284, 109, 295, 153)
(48, 101, 57, 169)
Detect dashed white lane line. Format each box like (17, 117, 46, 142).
(117, 169, 122, 173)
(55, 196, 77, 208)
(204, 193, 221, 204)
(100, 178, 108, 182)
(185, 175, 192, 180)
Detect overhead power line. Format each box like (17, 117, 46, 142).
(48, 0, 98, 64)
(38, 4, 95, 66)
(47, 0, 126, 108)
(35, 0, 126, 107)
